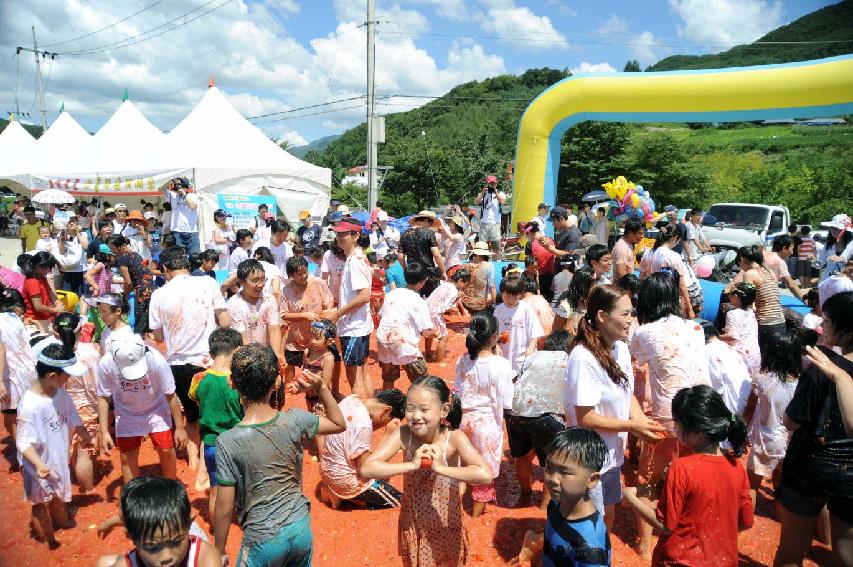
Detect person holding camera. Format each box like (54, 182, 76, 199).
(474, 175, 506, 256)
(163, 177, 199, 255)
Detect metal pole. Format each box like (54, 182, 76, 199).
(32, 26, 47, 132)
(366, 0, 377, 212)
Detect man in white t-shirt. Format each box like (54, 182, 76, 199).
(530, 203, 550, 234)
(474, 175, 507, 255)
(252, 219, 293, 277)
(148, 246, 229, 482)
(96, 334, 187, 483)
(369, 211, 400, 257)
(163, 177, 199, 255)
(322, 218, 373, 399)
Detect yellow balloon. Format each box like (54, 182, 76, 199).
(631, 193, 640, 208)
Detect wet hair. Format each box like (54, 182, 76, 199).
(466, 312, 498, 361)
(404, 261, 428, 285)
(736, 245, 764, 267)
(105, 234, 130, 249)
(524, 255, 537, 268)
(312, 319, 337, 341)
(16, 253, 29, 270)
(307, 246, 324, 260)
(543, 330, 571, 352)
(545, 426, 608, 473)
(209, 328, 244, 357)
(409, 375, 462, 430)
(254, 246, 274, 264)
(358, 233, 371, 249)
(162, 233, 177, 248)
(804, 288, 820, 309)
(699, 320, 719, 342)
(230, 343, 279, 402)
(374, 388, 407, 420)
(36, 343, 77, 378)
(672, 384, 748, 457)
(97, 220, 112, 231)
(367, 251, 378, 265)
(270, 220, 291, 234)
(94, 248, 114, 265)
(772, 234, 793, 253)
(624, 219, 645, 235)
(689, 207, 702, 217)
(292, 245, 305, 257)
(565, 266, 595, 310)
(160, 246, 190, 271)
(120, 477, 190, 545)
(53, 312, 80, 358)
(235, 228, 253, 244)
(637, 272, 681, 325)
(571, 285, 630, 389)
(100, 292, 129, 314)
(823, 291, 853, 347)
(731, 282, 757, 309)
(616, 273, 641, 299)
(800, 225, 811, 235)
(450, 268, 471, 283)
(522, 277, 539, 294)
(23, 206, 35, 214)
(585, 244, 610, 266)
(0, 284, 25, 313)
(500, 275, 526, 295)
(22, 251, 57, 278)
(286, 255, 309, 277)
(199, 248, 219, 264)
(653, 223, 681, 249)
(760, 330, 802, 381)
(236, 259, 264, 282)
(330, 239, 346, 260)
(162, 202, 172, 211)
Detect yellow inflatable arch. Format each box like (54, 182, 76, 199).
(511, 55, 853, 227)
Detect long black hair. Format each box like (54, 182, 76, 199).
(0, 283, 25, 313)
(409, 375, 462, 430)
(52, 312, 80, 358)
(736, 245, 764, 267)
(672, 384, 748, 457)
(22, 251, 56, 278)
(653, 223, 681, 250)
(466, 312, 498, 361)
(571, 285, 630, 389)
(760, 330, 802, 381)
(637, 272, 681, 325)
(565, 266, 595, 310)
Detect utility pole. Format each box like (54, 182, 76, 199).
(366, 0, 378, 212)
(17, 26, 55, 132)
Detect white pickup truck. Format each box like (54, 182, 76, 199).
(703, 203, 790, 251)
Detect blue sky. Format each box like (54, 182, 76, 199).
(0, 0, 836, 146)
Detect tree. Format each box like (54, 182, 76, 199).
(622, 131, 708, 207)
(557, 121, 631, 205)
(623, 60, 641, 72)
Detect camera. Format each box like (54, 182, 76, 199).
(487, 185, 496, 193)
(169, 177, 191, 191)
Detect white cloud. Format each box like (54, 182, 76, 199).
(278, 129, 308, 146)
(597, 14, 628, 37)
(669, 0, 784, 46)
(546, 0, 576, 18)
(413, 0, 470, 21)
(596, 14, 665, 66)
(480, 2, 568, 50)
(570, 62, 616, 75)
(263, 0, 300, 15)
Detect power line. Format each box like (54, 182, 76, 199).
(43, 0, 167, 48)
(246, 95, 366, 120)
(251, 102, 367, 125)
(57, 0, 233, 56)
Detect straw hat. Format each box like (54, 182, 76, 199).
(410, 210, 438, 224)
(445, 214, 466, 229)
(470, 241, 493, 257)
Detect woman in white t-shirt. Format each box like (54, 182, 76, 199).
(565, 284, 664, 530)
(208, 209, 235, 270)
(639, 223, 697, 319)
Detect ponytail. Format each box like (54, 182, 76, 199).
(570, 285, 630, 389)
(653, 223, 680, 250)
(672, 384, 748, 457)
(53, 312, 81, 358)
(410, 375, 462, 430)
(466, 312, 498, 361)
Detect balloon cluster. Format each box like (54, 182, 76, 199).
(601, 176, 656, 224)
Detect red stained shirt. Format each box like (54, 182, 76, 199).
(23, 276, 54, 321)
(654, 453, 754, 567)
(530, 237, 556, 274)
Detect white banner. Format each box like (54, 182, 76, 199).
(29, 169, 192, 197)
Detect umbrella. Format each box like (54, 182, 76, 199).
(581, 190, 609, 203)
(591, 202, 609, 213)
(32, 188, 76, 205)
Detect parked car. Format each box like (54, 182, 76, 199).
(702, 203, 790, 251)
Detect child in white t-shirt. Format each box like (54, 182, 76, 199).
(34, 225, 57, 254)
(227, 229, 253, 274)
(376, 262, 435, 389)
(700, 321, 751, 416)
(424, 268, 471, 363)
(493, 276, 544, 375)
(227, 259, 282, 358)
(17, 344, 92, 548)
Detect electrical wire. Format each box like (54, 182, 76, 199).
(250, 102, 367, 125)
(57, 0, 233, 56)
(246, 95, 366, 119)
(43, 0, 167, 48)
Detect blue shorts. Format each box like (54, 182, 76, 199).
(339, 335, 369, 367)
(204, 444, 218, 486)
(236, 512, 312, 567)
(590, 466, 623, 515)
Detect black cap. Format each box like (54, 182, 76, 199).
(550, 206, 569, 220)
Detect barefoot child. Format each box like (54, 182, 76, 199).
(0, 285, 37, 445)
(453, 312, 514, 518)
(361, 375, 493, 567)
(213, 343, 346, 566)
(319, 388, 407, 510)
(494, 275, 544, 376)
(227, 259, 282, 358)
(721, 283, 761, 374)
(624, 385, 753, 566)
(542, 427, 610, 567)
(425, 268, 471, 363)
(17, 343, 93, 547)
(188, 328, 244, 522)
(95, 476, 221, 567)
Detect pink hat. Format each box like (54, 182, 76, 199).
(486, 175, 498, 183)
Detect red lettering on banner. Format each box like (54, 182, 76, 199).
(49, 178, 55, 189)
(73, 179, 80, 191)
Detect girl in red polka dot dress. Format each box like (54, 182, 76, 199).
(361, 376, 493, 567)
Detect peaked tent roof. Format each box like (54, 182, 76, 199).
(0, 120, 37, 177)
(30, 112, 94, 175)
(166, 87, 330, 188)
(92, 100, 180, 172)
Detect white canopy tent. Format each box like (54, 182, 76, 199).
(0, 120, 37, 193)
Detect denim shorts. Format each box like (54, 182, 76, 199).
(590, 466, 623, 515)
(236, 512, 312, 567)
(204, 444, 218, 486)
(339, 335, 369, 367)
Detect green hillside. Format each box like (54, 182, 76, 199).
(290, 134, 341, 159)
(649, 0, 853, 71)
(0, 118, 44, 138)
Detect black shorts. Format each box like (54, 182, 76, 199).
(284, 350, 304, 367)
(348, 479, 402, 509)
(133, 297, 150, 334)
(777, 468, 853, 525)
(170, 363, 204, 423)
(506, 413, 565, 466)
(339, 335, 369, 367)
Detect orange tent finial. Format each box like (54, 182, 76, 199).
(209, 76, 215, 88)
